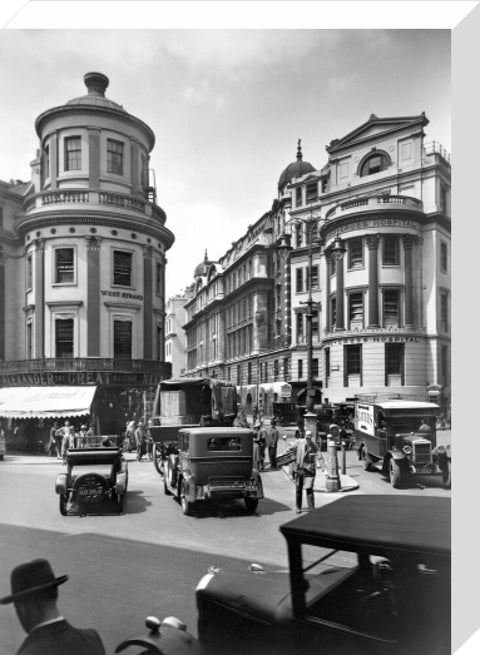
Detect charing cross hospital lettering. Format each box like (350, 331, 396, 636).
(333, 218, 418, 234)
(327, 335, 422, 345)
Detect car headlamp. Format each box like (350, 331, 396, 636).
(403, 445, 412, 455)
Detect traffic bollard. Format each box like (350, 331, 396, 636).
(326, 440, 341, 492)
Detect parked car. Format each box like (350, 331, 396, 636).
(163, 427, 263, 516)
(55, 447, 128, 515)
(196, 495, 450, 655)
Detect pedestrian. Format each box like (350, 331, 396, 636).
(146, 420, 154, 461)
(76, 425, 88, 449)
(252, 423, 264, 471)
(46, 422, 58, 458)
(135, 420, 147, 461)
(418, 419, 432, 434)
(327, 423, 340, 447)
(257, 422, 267, 471)
(294, 430, 318, 513)
(61, 427, 76, 463)
(265, 419, 279, 469)
(0, 558, 105, 655)
(125, 420, 136, 452)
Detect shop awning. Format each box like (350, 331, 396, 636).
(0, 386, 97, 419)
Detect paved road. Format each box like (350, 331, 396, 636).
(0, 441, 450, 653)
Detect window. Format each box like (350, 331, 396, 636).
(64, 136, 81, 171)
(55, 248, 75, 284)
(440, 242, 448, 273)
(26, 255, 33, 290)
(360, 152, 388, 177)
(247, 361, 252, 385)
(296, 268, 303, 293)
(385, 343, 404, 384)
(157, 326, 163, 360)
(296, 312, 304, 342)
(440, 184, 448, 213)
(295, 224, 302, 248)
(441, 346, 448, 385)
(312, 311, 319, 340)
(114, 320, 132, 359)
(26, 321, 33, 359)
(306, 182, 317, 203)
(383, 236, 400, 265)
(274, 360, 279, 380)
(440, 292, 449, 332)
(113, 251, 132, 286)
(295, 187, 302, 207)
(107, 139, 124, 175)
(237, 365, 242, 384)
(348, 238, 363, 269)
(330, 297, 336, 330)
(283, 357, 289, 381)
(43, 145, 50, 180)
(330, 255, 336, 276)
(55, 318, 74, 358)
(298, 359, 303, 380)
(156, 262, 163, 295)
(344, 345, 362, 385)
(349, 292, 364, 329)
(310, 265, 319, 289)
(324, 347, 330, 379)
(312, 358, 319, 378)
(383, 289, 400, 327)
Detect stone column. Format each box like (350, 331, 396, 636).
(403, 235, 415, 327)
(335, 250, 345, 331)
(34, 239, 45, 358)
(366, 233, 380, 327)
(88, 128, 101, 188)
(143, 245, 153, 359)
(325, 253, 331, 331)
(50, 132, 58, 189)
(86, 236, 102, 356)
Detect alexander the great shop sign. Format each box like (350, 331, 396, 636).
(0, 371, 159, 387)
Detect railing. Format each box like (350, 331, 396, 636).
(326, 194, 423, 219)
(23, 188, 164, 222)
(0, 358, 167, 374)
(423, 141, 451, 164)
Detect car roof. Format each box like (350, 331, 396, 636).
(280, 496, 450, 558)
(358, 401, 440, 410)
(66, 447, 122, 465)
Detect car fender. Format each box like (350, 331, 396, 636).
(55, 473, 68, 495)
(250, 470, 264, 498)
(115, 471, 128, 495)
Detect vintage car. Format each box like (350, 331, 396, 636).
(55, 447, 128, 515)
(354, 400, 449, 488)
(115, 615, 201, 655)
(163, 427, 263, 516)
(196, 495, 450, 655)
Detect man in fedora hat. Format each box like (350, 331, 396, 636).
(1, 558, 105, 655)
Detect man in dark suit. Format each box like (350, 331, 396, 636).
(1, 558, 105, 655)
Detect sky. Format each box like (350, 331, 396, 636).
(0, 28, 451, 297)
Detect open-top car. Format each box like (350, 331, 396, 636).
(55, 447, 128, 515)
(196, 495, 450, 655)
(163, 427, 263, 516)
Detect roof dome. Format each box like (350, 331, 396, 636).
(278, 139, 315, 191)
(194, 249, 213, 278)
(65, 72, 127, 112)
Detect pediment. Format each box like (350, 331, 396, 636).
(327, 113, 428, 154)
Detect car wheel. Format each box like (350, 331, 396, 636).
(442, 461, 451, 489)
(59, 494, 68, 516)
(389, 459, 404, 489)
(117, 493, 124, 513)
(153, 444, 164, 476)
(361, 447, 375, 472)
(180, 479, 195, 516)
(244, 497, 258, 514)
(163, 470, 172, 496)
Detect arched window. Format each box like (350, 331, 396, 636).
(359, 151, 389, 177)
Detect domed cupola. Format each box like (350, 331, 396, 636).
(278, 139, 315, 192)
(65, 72, 127, 113)
(194, 249, 213, 278)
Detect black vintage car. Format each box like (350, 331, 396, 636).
(55, 447, 128, 515)
(163, 427, 263, 516)
(196, 495, 450, 655)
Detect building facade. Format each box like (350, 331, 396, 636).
(0, 72, 174, 440)
(183, 113, 451, 416)
(165, 289, 192, 378)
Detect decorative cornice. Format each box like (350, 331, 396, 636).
(46, 301, 84, 308)
(104, 301, 141, 311)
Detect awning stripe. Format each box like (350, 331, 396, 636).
(0, 386, 97, 419)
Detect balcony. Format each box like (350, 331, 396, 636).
(423, 141, 451, 165)
(325, 194, 423, 220)
(23, 188, 166, 224)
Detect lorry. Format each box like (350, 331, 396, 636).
(354, 398, 450, 489)
(149, 377, 238, 475)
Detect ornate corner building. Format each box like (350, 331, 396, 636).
(0, 73, 174, 434)
(182, 113, 451, 416)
